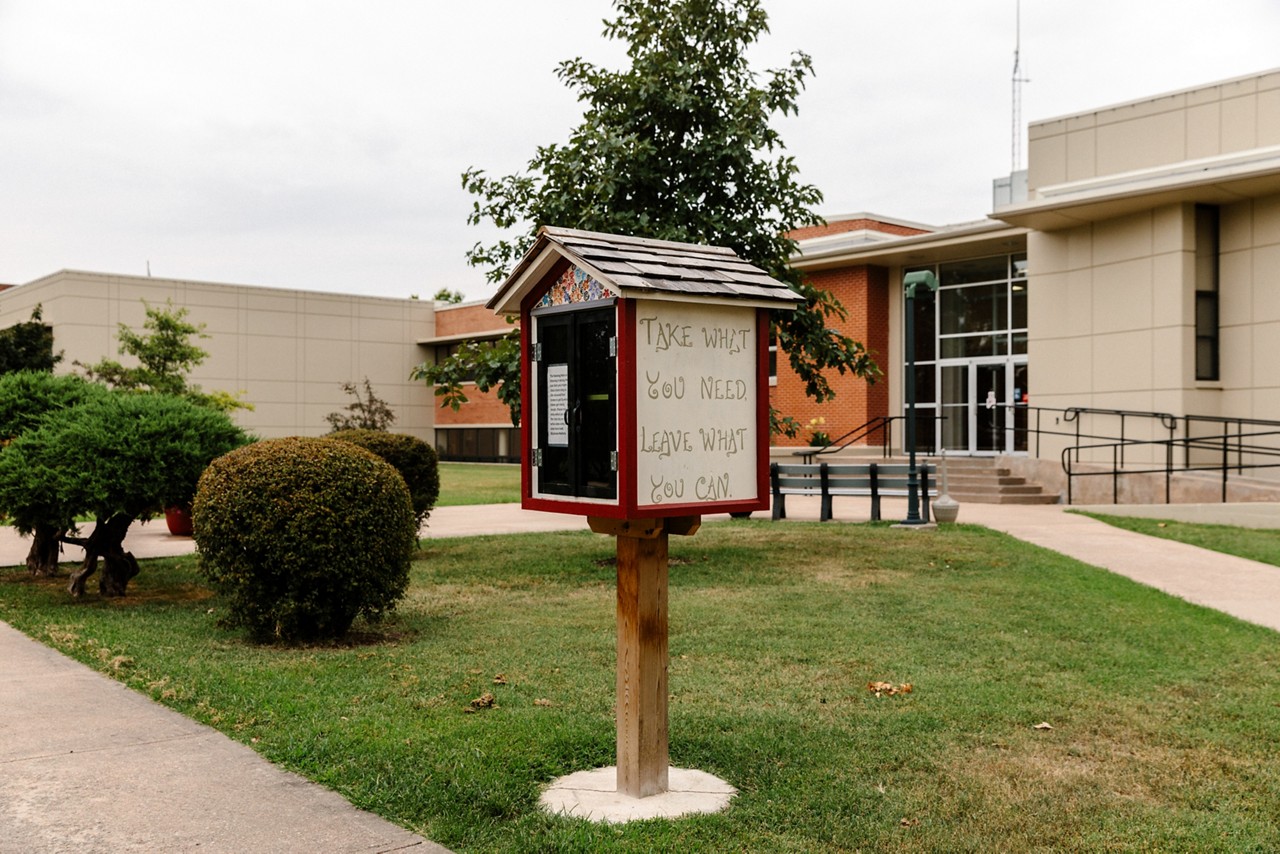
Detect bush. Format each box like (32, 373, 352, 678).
(0, 388, 249, 590)
(192, 437, 417, 641)
(327, 429, 440, 527)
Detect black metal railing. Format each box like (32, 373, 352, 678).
(1061, 428, 1280, 504)
(793, 415, 899, 463)
(1001, 404, 1178, 460)
(795, 413, 950, 463)
(798, 404, 1280, 504)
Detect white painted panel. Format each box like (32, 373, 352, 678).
(633, 300, 758, 507)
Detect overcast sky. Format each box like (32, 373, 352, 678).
(3, 1, 1279, 301)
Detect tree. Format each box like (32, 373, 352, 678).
(0, 392, 249, 596)
(0, 305, 62, 374)
(432, 288, 466, 304)
(0, 371, 110, 575)
(323, 378, 396, 432)
(76, 299, 249, 412)
(419, 0, 878, 432)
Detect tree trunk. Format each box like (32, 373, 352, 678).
(65, 515, 139, 598)
(25, 523, 64, 576)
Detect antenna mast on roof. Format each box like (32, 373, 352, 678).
(1011, 0, 1030, 172)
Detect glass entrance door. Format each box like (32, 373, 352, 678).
(938, 359, 1028, 454)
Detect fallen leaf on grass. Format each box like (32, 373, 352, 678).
(534, 698, 554, 707)
(900, 817, 919, 828)
(492, 674, 508, 685)
(1033, 721, 1054, 730)
(868, 681, 913, 698)
(464, 692, 498, 713)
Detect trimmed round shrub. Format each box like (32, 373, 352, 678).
(192, 437, 417, 642)
(327, 429, 440, 527)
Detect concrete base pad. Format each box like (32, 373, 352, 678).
(540, 767, 736, 823)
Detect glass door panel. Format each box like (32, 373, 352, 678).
(975, 363, 1007, 452)
(576, 310, 617, 498)
(1013, 362, 1029, 453)
(936, 358, 1026, 455)
(536, 314, 573, 495)
(940, 365, 969, 453)
(534, 306, 617, 499)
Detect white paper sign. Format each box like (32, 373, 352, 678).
(633, 301, 757, 507)
(547, 363, 569, 447)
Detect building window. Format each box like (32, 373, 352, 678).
(1194, 204, 1220, 382)
(435, 427, 520, 463)
(768, 331, 778, 385)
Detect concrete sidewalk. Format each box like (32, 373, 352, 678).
(2, 499, 1279, 852)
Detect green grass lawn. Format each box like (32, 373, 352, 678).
(437, 462, 521, 506)
(3, 521, 1280, 851)
(1080, 512, 1280, 568)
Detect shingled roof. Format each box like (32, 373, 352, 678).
(487, 226, 804, 314)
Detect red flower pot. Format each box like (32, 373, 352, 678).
(164, 505, 194, 536)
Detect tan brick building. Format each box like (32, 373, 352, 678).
(0, 270, 434, 440)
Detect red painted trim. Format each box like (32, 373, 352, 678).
(756, 307, 772, 509)
(526, 495, 765, 519)
(616, 299, 638, 515)
(628, 498, 768, 518)
(525, 495, 630, 518)
(519, 303, 533, 507)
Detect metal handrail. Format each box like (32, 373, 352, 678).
(797, 415, 899, 461)
(799, 413, 951, 462)
(1061, 428, 1280, 504)
(975, 403, 1179, 460)
(1183, 414, 1280, 473)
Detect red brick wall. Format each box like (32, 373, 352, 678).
(789, 219, 929, 241)
(435, 302, 513, 338)
(428, 303, 517, 427)
(771, 264, 891, 447)
(435, 386, 513, 426)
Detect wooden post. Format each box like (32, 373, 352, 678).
(590, 515, 699, 799)
(615, 528, 668, 798)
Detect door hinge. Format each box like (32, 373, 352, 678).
(533, 342, 543, 362)
(610, 451, 618, 472)
(533, 448, 543, 466)
(608, 336, 617, 357)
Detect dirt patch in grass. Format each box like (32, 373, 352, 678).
(105, 584, 215, 605)
(943, 721, 1254, 821)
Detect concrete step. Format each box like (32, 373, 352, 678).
(947, 473, 1027, 487)
(873, 456, 1060, 505)
(949, 485, 1051, 499)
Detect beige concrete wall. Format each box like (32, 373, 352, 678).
(1021, 68, 1280, 477)
(1028, 69, 1280, 192)
(1219, 194, 1280, 422)
(0, 271, 436, 440)
(1028, 204, 1196, 462)
(1028, 192, 1280, 466)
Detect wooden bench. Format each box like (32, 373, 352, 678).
(769, 462, 935, 522)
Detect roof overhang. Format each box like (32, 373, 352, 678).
(791, 220, 1028, 272)
(995, 145, 1280, 231)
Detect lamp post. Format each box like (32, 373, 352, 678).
(901, 270, 938, 525)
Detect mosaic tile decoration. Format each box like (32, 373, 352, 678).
(538, 265, 613, 307)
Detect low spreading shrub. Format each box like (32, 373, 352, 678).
(192, 437, 417, 641)
(327, 429, 440, 527)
